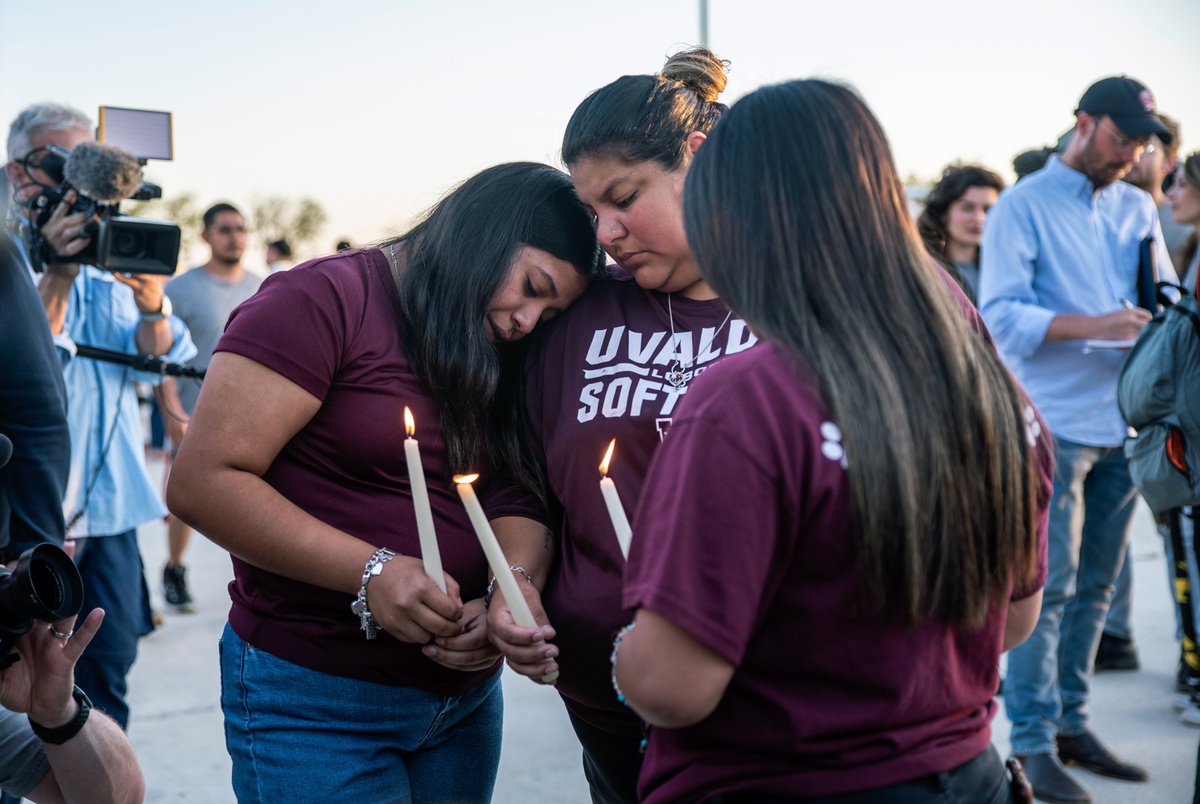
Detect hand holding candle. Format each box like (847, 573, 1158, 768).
(455, 473, 558, 683)
(404, 407, 447, 593)
(599, 439, 633, 559)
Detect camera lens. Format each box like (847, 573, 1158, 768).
(0, 544, 83, 637)
(112, 228, 149, 259)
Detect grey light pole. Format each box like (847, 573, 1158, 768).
(699, 0, 709, 47)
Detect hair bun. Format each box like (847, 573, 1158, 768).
(661, 47, 729, 104)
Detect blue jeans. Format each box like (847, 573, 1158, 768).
(219, 623, 503, 803)
(1005, 439, 1138, 755)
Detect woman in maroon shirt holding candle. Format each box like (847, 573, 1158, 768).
(611, 80, 1055, 803)
(166, 163, 603, 803)
(484, 48, 753, 802)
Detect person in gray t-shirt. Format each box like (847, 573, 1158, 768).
(156, 203, 263, 614)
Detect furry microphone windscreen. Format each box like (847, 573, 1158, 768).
(63, 141, 143, 205)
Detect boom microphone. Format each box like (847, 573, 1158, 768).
(63, 141, 143, 205)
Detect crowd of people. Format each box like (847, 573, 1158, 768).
(1, 45, 1198, 804)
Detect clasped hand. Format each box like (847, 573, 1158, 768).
(366, 557, 500, 672)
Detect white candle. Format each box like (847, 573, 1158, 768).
(454, 474, 537, 627)
(455, 473, 558, 684)
(404, 407, 446, 593)
(598, 439, 633, 559)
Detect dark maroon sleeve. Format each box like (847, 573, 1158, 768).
(623, 396, 803, 665)
(1013, 403, 1054, 601)
(216, 265, 349, 400)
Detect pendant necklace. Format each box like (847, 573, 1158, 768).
(665, 293, 733, 391)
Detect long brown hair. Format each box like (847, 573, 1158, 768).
(683, 79, 1041, 629)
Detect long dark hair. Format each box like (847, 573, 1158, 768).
(389, 163, 605, 490)
(562, 47, 729, 170)
(683, 80, 1040, 629)
(917, 164, 1005, 294)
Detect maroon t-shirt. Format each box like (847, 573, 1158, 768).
(624, 345, 1053, 800)
(485, 272, 759, 735)
(216, 249, 499, 694)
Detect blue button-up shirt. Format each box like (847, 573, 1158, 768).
(58, 266, 196, 537)
(979, 156, 1174, 447)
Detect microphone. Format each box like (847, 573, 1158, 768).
(0, 434, 12, 469)
(62, 141, 144, 205)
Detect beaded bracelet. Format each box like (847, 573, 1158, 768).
(483, 566, 534, 609)
(610, 621, 648, 751)
(610, 621, 636, 705)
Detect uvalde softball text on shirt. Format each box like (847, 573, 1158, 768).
(482, 271, 757, 737)
(576, 318, 759, 432)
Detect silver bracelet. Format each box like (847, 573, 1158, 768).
(484, 565, 533, 609)
(351, 547, 397, 639)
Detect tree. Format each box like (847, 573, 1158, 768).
(250, 196, 327, 252)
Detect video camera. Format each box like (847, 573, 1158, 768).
(22, 106, 180, 275)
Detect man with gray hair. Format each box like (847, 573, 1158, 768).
(4, 102, 195, 730)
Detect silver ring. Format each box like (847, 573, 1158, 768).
(48, 625, 73, 640)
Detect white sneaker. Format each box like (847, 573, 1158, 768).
(1182, 701, 1200, 727)
(1174, 692, 1192, 711)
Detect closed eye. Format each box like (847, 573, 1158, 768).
(615, 193, 636, 209)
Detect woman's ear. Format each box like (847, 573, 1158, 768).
(685, 131, 707, 158)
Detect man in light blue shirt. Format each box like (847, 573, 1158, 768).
(980, 76, 1175, 804)
(5, 103, 196, 731)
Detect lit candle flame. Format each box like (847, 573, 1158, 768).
(599, 439, 616, 476)
(453, 473, 480, 485)
(404, 406, 415, 437)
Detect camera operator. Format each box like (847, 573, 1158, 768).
(0, 609, 144, 803)
(4, 103, 196, 730)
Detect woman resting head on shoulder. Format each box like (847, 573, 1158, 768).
(612, 79, 1053, 803)
(482, 47, 742, 804)
(166, 162, 603, 804)
(917, 164, 1005, 303)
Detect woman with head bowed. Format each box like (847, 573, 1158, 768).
(167, 162, 604, 803)
(482, 47, 756, 803)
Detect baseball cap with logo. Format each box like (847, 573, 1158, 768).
(1076, 76, 1173, 144)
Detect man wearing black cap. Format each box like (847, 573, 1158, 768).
(979, 76, 1176, 804)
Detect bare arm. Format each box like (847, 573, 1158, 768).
(166, 351, 464, 643)
(1003, 590, 1043, 652)
(614, 608, 735, 728)
(484, 516, 559, 683)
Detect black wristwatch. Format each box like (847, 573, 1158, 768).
(28, 685, 91, 745)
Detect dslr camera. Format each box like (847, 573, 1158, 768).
(0, 544, 84, 669)
(24, 142, 180, 275)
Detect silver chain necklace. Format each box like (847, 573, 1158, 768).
(665, 293, 733, 391)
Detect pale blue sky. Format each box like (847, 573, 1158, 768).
(3, 0, 1198, 265)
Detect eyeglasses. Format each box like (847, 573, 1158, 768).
(1100, 119, 1154, 155)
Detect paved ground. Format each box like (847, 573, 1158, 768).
(125, 455, 1196, 802)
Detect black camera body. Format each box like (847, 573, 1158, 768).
(30, 185, 181, 275)
(0, 543, 84, 669)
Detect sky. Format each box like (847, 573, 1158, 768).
(3, 0, 1199, 267)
